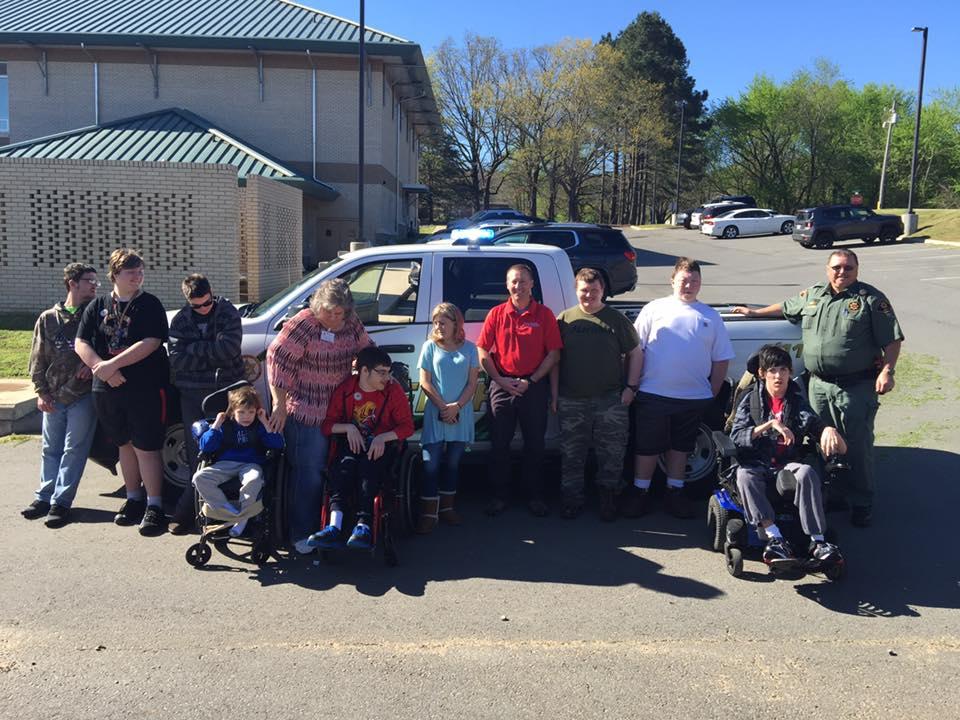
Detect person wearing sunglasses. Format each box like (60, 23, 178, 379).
(167, 273, 244, 534)
(732, 249, 904, 527)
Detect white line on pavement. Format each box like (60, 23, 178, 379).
(919, 276, 960, 281)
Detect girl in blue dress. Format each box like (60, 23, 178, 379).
(416, 303, 480, 533)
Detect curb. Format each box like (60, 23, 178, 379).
(920, 238, 960, 248)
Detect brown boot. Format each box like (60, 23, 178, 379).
(439, 492, 462, 526)
(416, 497, 439, 534)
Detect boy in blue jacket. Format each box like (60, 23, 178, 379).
(730, 345, 847, 567)
(192, 386, 283, 537)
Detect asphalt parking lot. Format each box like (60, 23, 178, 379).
(2, 230, 958, 718)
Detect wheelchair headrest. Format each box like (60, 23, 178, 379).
(746, 352, 760, 377)
(201, 380, 254, 417)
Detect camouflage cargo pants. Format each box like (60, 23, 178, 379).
(558, 391, 629, 504)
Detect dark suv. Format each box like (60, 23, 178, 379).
(490, 223, 638, 296)
(793, 205, 903, 248)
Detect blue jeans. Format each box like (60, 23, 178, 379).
(37, 394, 97, 509)
(283, 417, 329, 543)
(421, 441, 466, 497)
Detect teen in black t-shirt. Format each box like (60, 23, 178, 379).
(75, 249, 170, 537)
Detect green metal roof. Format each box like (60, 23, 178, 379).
(0, 0, 410, 48)
(0, 107, 339, 200)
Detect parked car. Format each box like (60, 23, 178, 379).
(690, 202, 749, 228)
(707, 194, 757, 207)
(792, 205, 903, 248)
(487, 223, 638, 296)
(685, 206, 703, 229)
(700, 208, 796, 238)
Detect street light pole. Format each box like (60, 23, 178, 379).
(877, 101, 897, 209)
(905, 26, 928, 234)
(357, 0, 366, 246)
(674, 100, 686, 224)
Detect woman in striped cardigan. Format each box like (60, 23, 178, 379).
(266, 278, 371, 554)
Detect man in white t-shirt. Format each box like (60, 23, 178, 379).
(624, 257, 734, 519)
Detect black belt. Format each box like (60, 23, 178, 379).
(812, 368, 875, 385)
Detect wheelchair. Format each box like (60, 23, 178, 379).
(706, 431, 846, 580)
(184, 381, 284, 568)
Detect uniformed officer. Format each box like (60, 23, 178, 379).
(732, 249, 903, 527)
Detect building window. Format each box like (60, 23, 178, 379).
(0, 62, 9, 138)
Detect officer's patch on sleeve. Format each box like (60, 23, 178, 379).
(848, 300, 861, 312)
(878, 299, 894, 316)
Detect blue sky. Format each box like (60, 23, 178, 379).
(308, 0, 958, 106)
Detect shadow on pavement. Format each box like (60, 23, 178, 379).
(249, 500, 723, 600)
(792, 446, 960, 617)
(631, 247, 715, 268)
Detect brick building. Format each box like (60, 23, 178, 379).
(0, 0, 437, 311)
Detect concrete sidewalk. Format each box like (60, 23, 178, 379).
(0, 378, 40, 436)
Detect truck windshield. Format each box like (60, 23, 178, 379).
(245, 257, 343, 319)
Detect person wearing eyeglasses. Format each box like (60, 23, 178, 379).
(732, 249, 904, 527)
(76, 249, 171, 536)
(21, 263, 100, 528)
(166, 273, 244, 534)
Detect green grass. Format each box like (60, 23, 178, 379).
(883, 208, 960, 242)
(875, 352, 960, 449)
(0, 314, 35, 379)
(0, 434, 32, 446)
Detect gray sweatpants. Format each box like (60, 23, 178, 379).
(736, 462, 826, 537)
(192, 460, 265, 513)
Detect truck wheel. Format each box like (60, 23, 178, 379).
(658, 423, 717, 493)
(162, 423, 191, 491)
(862, 236, 877, 244)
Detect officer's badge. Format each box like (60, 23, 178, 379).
(848, 300, 861, 312)
(878, 299, 894, 315)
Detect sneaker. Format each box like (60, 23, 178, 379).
(307, 525, 343, 550)
(762, 537, 796, 566)
(138, 505, 168, 537)
(114, 498, 146, 526)
(620, 487, 649, 518)
(346, 523, 373, 551)
(527, 498, 550, 517)
(484, 498, 507, 517)
(664, 487, 696, 520)
(21, 500, 51, 520)
(809, 540, 840, 562)
(44, 504, 70, 529)
(598, 490, 618, 522)
(850, 506, 873, 528)
(229, 518, 249, 538)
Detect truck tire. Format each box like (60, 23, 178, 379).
(814, 232, 834, 248)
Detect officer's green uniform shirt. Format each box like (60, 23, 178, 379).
(782, 280, 904, 376)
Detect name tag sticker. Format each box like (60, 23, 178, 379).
(321, 330, 335, 343)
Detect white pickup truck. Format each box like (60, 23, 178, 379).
(158, 244, 802, 490)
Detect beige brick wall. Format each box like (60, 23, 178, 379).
(0, 157, 240, 312)
(238, 176, 302, 303)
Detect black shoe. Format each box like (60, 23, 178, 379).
(850, 506, 873, 528)
(598, 490, 618, 522)
(484, 498, 507, 517)
(22, 500, 51, 520)
(138, 505, 168, 536)
(809, 540, 841, 562)
(44, 504, 70, 529)
(664, 487, 696, 520)
(620, 487, 649, 518)
(168, 510, 196, 535)
(527, 498, 550, 517)
(115, 498, 147, 526)
(762, 537, 796, 567)
(560, 502, 582, 520)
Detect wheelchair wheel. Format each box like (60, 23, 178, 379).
(186, 542, 212, 567)
(724, 544, 743, 577)
(397, 448, 422, 535)
(251, 542, 271, 566)
(706, 495, 728, 552)
(381, 514, 399, 567)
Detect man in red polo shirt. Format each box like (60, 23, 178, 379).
(477, 263, 563, 517)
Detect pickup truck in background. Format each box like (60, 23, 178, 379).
(159, 244, 803, 495)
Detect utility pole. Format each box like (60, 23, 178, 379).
(357, 0, 366, 245)
(877, 101, 898, 209)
